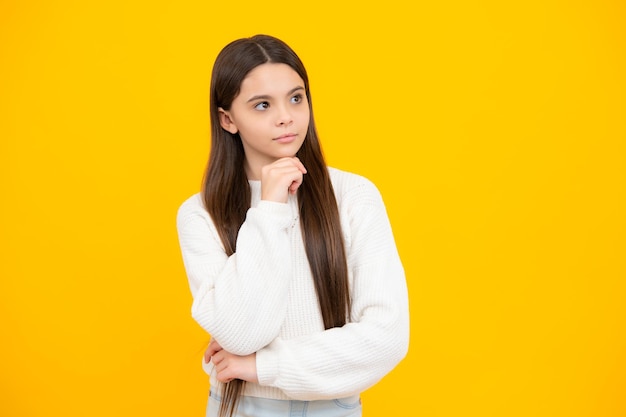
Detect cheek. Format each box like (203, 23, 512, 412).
(298, 107, 311, 126)
(237, 122, 263, 139)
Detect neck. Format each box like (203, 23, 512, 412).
(244, 159, 261, 181)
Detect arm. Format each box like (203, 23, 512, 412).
(255, 179, 410, 400)
(178, 158, 307, 356)
(177, 195, 296, 355)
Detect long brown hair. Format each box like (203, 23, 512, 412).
(203, 35, 350, 417)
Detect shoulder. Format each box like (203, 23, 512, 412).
(328, 167, 384, 207)
(177, 192, 204, 214)
(176, 193, 210, 228)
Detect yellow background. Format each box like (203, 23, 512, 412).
(1, 0, 625, 416)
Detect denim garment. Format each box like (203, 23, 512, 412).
(207, 389, 362, 417)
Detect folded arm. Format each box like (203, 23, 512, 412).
(177, 196, 297, 355)
(255, 180, 410, 400)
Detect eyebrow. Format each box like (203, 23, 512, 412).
(246, 86, 305, 103)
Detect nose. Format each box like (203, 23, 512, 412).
(275, 104, 293, 127)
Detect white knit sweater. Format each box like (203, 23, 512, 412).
(177, 167, 409, 401)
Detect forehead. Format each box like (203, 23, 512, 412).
(239, 63, 305, 96)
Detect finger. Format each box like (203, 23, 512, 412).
(289, 177, 303, 194)
(204, 340, 223, 363)
(215, 364, 235, 383)
(204, 344, 213, 363)
(211, 350, 225, 365)
(270, 157, 307, 174)
(204, 346, 215, 363)
(214, 358, 234, 383)
(216, 373, 234, 383)
(290, 157, 307, 174)
(278, 157, 307, 174)
(209, 339, 222, 351)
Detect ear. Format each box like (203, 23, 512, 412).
(218, 108, 238, 134)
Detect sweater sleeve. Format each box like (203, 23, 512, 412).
(176, 194, 297, 355)
(255, 179, 410, 400)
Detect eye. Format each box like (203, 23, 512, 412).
(254, 102, 269, 111)
(291, 94, 303, 104)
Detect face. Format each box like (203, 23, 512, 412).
(218, 63, 310, 179)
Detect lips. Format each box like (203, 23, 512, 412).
(273, 133, 297, 143)
(274, 133, 296, 140)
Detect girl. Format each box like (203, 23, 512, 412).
(177, 34, 409, 417)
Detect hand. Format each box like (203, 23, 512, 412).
(204, 339, 258, 384)
(261, 157, 307, 203)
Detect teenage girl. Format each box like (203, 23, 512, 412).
(177, 34, 409, 417)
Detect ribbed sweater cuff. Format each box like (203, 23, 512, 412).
(253, 200, 295, 229)
(256, 338, 281, 387)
